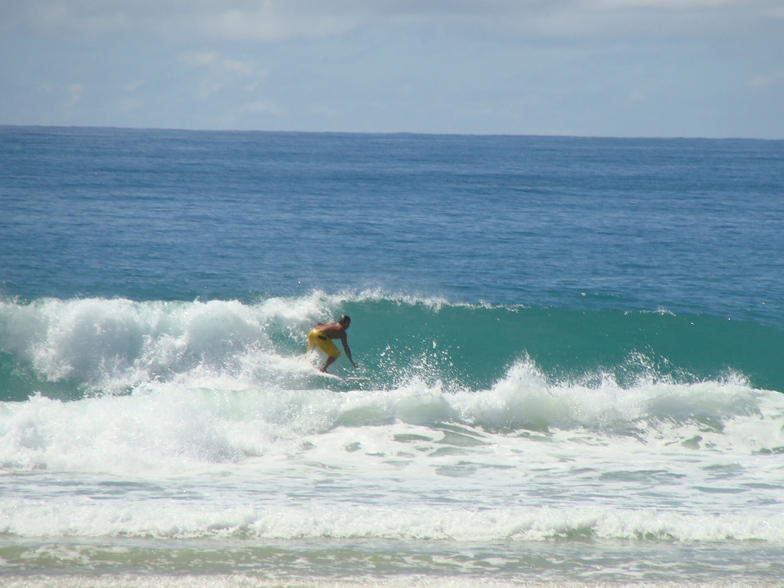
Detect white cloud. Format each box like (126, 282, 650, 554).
(239, 100, 283, 116)
(749, 71, 784, 91)
(626, 90, 646, 104)
(590, 0, 735, 8)
(3, 0, 782, 41)
(64, 83, 84, 118)
(180, 51, 255, 77)
(117, 96, 144, 113)
(187, 3, 360, 41)
(180, 51, 268, 100)
(2, 0, 782, 136)
(124, 80, 145, 92)
(37, 82, 56, 95)
(67, 84, 83, 105)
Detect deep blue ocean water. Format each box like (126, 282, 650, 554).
(3, 128, 783, 321)
(1, 126, 783, 587)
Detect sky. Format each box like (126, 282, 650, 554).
(1, 0, 783, 138)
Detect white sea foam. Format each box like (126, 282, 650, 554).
(1, 370, 783, 543)
(2, 296, 784, 557)
(1, 355, 782, 470)
(5, 578, 778, 588)
(4, 493, 784, 543)
(0, 295, 339, 395)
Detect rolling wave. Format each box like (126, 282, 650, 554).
(2, 293, 783, 549)
(1, 292, 781, 402)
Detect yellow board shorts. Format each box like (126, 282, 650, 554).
(307, 329, 340, 358)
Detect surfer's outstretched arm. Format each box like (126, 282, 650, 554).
(343, 342, 358, 367)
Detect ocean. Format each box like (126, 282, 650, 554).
(1, 126, 783, 587)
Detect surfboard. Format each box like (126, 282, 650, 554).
(314, 371, 369, 382)
(314, 371, 341, 379)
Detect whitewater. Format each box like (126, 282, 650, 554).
(2, 292, 783, 585)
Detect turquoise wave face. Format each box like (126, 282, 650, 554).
(1, 293, 782, 402)
(343, 299, 784, 393)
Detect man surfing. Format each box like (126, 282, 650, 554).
(306, 315, 358, 373)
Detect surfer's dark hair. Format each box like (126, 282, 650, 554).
(339, 315, 351, 324)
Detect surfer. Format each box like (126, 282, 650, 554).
(306, 315, 358, 373)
